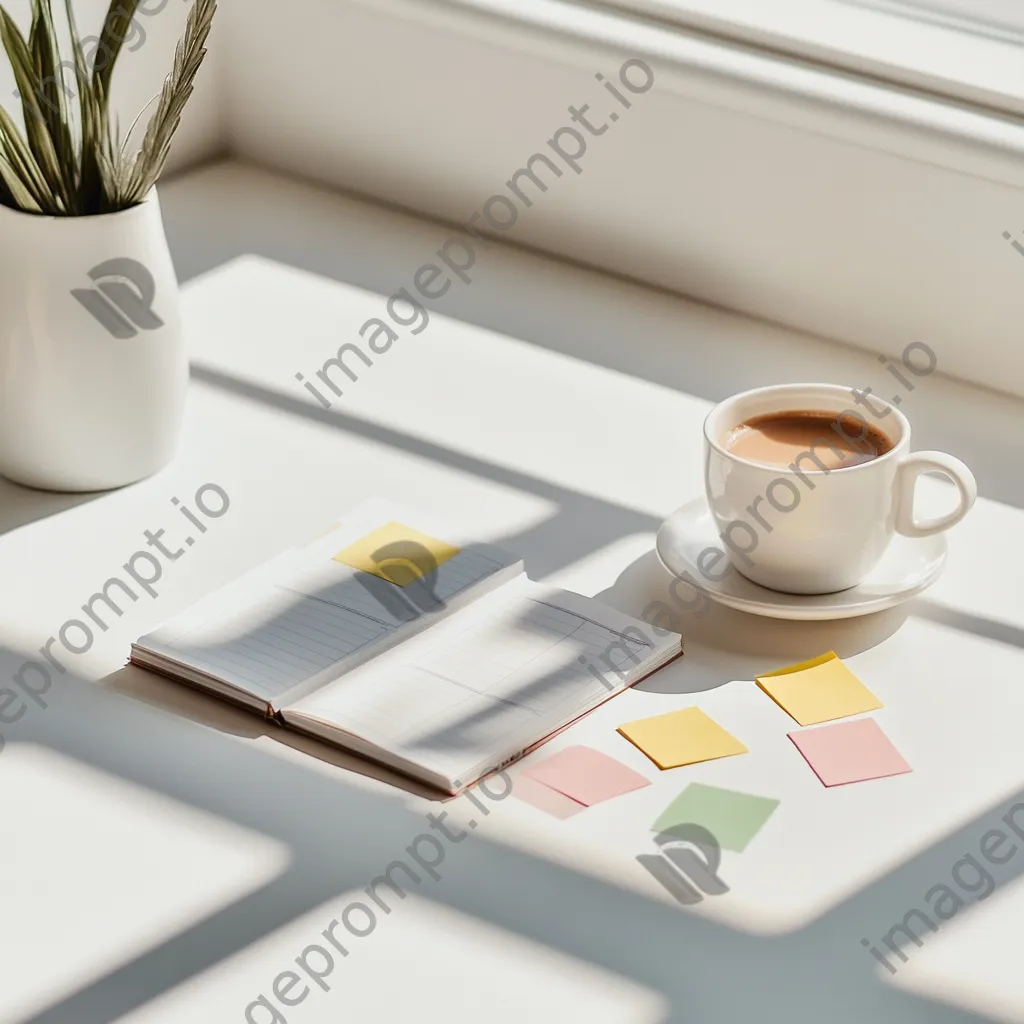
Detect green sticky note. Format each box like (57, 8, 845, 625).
(652, 783, 780, 852)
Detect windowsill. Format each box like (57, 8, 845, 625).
(351, 0, 1024, 188)
(202, 0, 1024, 398)
(591, 0, 1024, 118)
(161, 159, 1024, 513)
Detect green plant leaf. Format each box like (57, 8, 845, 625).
(0, 101, 56, 213)
(92, 0, 142, 105)
(30, 0, 78, 211)
(122, 0, 216, 205)
(61, 0, 107, 213)
(0, 148, 42, 211)
(0, 0, 217, 214)
(0, 7, 70, 212)
(0, 164, 13, 207)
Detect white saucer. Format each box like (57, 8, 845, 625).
(655, 497, 947, 621)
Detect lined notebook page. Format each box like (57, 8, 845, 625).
(140, 524, 521, 703)
(286, 580, 669, 781)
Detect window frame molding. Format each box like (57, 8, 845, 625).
(352, 0, 1024, 189)
(576, 0, 1024, 118)
(216, 0, 1024, 399)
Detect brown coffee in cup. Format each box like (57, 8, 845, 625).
(724, 410, 894, 470)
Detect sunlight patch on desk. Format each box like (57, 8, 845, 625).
(881, 872, 1024, 1024)
(183, 255, 702, 521)
(117, 893, 668, 1024)
(918, 488, 1024, 645)
(2, 745, 290, 1023)
(541, 532, 659, 594)
(450, 614, 1024, 938)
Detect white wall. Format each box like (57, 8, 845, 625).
(0, 0, 223, 181)
(216, 0, 1024, 399)
(7, 0, 1022, 400)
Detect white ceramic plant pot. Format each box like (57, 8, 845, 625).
(0, 190, 187, 491)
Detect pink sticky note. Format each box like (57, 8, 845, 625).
(789, 718, 912, 787)
(522, 745, 650, 806)
(511, 775, 586, 819)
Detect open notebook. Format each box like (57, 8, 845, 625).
(132, 502, 683, 794)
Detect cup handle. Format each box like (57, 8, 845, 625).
(895, 451, 977, 538)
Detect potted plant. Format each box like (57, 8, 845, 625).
(0, 0, 216, 491)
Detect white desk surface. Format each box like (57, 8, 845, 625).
(3, 161, 1024, 1024)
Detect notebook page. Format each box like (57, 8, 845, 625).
(286, 579, 675, 781)
(138, 518, 522, 704)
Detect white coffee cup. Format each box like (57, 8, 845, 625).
(703, 383, 977, 594)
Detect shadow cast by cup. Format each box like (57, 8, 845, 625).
(0, 474, 105, 536)
(594, 548, 909, 695)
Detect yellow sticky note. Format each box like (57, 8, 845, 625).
(333, 522, 461, 585)
(617, 707, 748, 770)
(755, 651, 881, 726)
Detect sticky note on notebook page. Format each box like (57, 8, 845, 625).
(333, 522, 461, 584)
(755, 651, 881, 726)
(617, 707, 748, 770)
